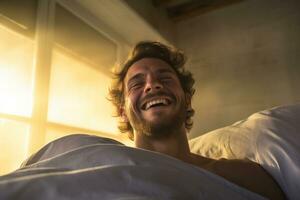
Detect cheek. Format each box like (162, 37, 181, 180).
(125, 94, 139, 114)
(168, 84, 185, 98)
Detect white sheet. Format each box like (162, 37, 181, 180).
(0, 134, 265, 200)
(190, 103, 300, 200)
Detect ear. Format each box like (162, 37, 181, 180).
(185, 93, 192, 110)
(119, 106, 129, 123)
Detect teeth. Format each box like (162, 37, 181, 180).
(145, 98, 168, 110)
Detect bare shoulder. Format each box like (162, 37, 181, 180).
(191, 155, 286, 199)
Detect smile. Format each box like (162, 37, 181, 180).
(141, 98, 171, 110)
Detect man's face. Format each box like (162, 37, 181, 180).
(122, 58, 189, 138)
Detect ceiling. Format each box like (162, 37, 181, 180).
(152, 0, 243, 21)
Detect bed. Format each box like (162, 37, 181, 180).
(190, 103, 300, 200)
(0, 104, 299, 199)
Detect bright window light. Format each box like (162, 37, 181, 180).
(0, 118, 30, 175)
(47, 48, 119, 136)
(0, 25, 34, 117)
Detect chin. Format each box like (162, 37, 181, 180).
(143, 109, 174, 120)
(130, 106, 186, 135)
(146, 117, 181, 133)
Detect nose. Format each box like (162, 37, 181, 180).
(144, 76, 163, 93)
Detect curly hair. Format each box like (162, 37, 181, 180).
(109, 41, 195, 140)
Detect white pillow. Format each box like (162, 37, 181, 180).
(189, 104, 300, 200)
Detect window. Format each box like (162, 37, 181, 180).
(0, 1, 127, 175)
(0, 119, 30, 175)
(0, 0, 37, 38)
(0, 20, 35, 176)
(47, 47, 119, 141)
(0, 26, 34, 117)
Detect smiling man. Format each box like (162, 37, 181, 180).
(109, 41, 285, 199)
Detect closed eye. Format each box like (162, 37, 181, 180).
(160, 76, 174, 83)
(157, 70, 177, 83)
(128, 81, 144, 91)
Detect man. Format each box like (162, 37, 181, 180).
(109, 41, 285, 199)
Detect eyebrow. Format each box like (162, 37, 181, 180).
(157, 68, 175, 74)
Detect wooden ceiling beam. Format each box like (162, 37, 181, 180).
(168, 0, 244, 22)
(152, 0, 194, 8)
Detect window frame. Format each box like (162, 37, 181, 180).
(0, 0, 128, 157)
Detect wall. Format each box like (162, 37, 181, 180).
(123, 0, 175, 43)
(175, 0, 300, 138)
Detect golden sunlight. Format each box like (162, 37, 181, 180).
(47, 48, 119, 136)
(0, 25, 34, 175)
(0, 25, 34, 117)
(0, 118, 30, 175)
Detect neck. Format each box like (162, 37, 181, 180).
(134, 126, 192, 162)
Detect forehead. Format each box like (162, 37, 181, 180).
(124, 58, 176, 82)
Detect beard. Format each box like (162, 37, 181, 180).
(128, 99, 187, 139)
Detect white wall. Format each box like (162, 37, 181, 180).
(175, 0, 300, 138)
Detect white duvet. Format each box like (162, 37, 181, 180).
(190, 103, 300, 200)
(0, 135, 265, 200)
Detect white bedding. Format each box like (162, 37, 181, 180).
(190, 103, 300, 200)
(0, 134, 265, 200)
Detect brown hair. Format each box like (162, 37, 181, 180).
(109, 41, 195, 140)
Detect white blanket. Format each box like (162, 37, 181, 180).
(190, 103, 300, 200)
(0, 135, 265, 200)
